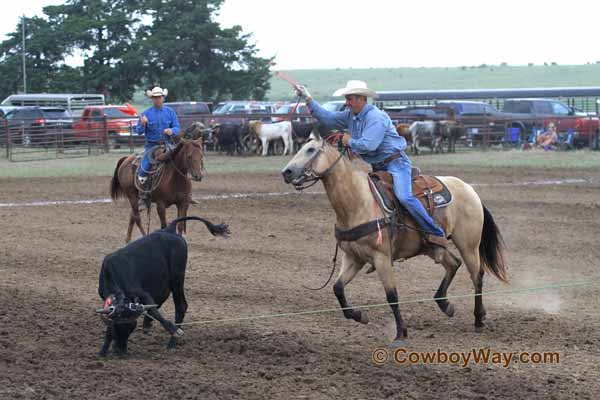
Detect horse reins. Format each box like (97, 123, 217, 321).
(297, 140, 349, 290)
(272, 71, 345, 290)
(302, 244, 339, 291)
(293, 142, 348, 191)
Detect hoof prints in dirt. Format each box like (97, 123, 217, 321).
(2, 169, 600, 399)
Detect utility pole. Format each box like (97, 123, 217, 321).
(22, 14, 26, 93)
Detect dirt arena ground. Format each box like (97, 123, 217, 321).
(1, 160, 599, 399)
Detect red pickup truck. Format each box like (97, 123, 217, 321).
(72, 105, 138, 144)
(502, 99, 599, 146)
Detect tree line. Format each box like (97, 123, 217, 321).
(0, 0, 273, 103)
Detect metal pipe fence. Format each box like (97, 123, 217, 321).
(1, 111, 598, 161)
(387, 112, 599, 152)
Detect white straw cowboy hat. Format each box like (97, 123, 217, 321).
(146, 86, 168, 98)
(332, 80, 377, 98)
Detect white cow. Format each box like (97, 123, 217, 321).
(248, 120, 293, 156)
(409, 120, 443, 155)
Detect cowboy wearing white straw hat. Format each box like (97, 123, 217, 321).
(134, 86, 181, 210)
(295, 80, 448, 249)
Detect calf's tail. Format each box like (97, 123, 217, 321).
(166, 216, 230, 237)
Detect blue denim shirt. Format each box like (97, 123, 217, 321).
(307, 100, 406, 164)
(135, 105, 180, 145)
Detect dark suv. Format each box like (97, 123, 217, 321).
(3, 106, 73, 145)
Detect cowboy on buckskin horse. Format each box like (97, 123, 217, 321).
(135, 86, 181, 210)
(294, 80, 448, 249)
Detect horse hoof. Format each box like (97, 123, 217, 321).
(445, 303, 455, 318)
(474, 324, 485, 333)
(358, 312, 369, 325)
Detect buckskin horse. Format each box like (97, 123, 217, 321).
(110, 123, 205, 242)
(281, 130, 507, 346)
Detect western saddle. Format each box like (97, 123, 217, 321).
(368, 167, 451, 217)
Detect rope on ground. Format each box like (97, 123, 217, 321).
(175, 278, 599, 327)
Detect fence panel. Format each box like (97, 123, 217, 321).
(3, 111, 598, 161)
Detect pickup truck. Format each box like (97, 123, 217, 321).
(72, 105, 138, 145)
(164, 101, 211, 131)
(501, 99, 599, 145)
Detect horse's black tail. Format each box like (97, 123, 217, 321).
(166, 216, 230, 237)
(110, 156, 127, 201)
(479, 205, 508, 283)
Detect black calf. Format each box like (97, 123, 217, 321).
(97, 216, 229, 356)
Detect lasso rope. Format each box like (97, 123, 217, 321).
(171, 279, 598, 327)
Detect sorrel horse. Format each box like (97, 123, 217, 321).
(110, 126, 205, 242)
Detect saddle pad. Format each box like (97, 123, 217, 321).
(369, 171, 452, 216)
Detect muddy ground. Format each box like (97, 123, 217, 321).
(1, 163, 599, 399)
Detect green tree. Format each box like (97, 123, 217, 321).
(141, 0, 272, 101)
(0, 0, 271, 103)
(0, 16, 77, 99)
(43, 0, 146, 102)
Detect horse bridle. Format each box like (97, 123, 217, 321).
(169, 140, 204, 179)
(293, 140, 348, 190)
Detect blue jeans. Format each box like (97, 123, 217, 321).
(383, 156, 445, 237)
(139, 144, 156, 178)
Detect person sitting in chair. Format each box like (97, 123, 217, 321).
(135, 87, 180, 210)
(295, 80, 448, 249)
(536, 122, 558, 149)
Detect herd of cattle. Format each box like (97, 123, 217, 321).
(211, 120, 314, 156)
(211, 118, 464, 157)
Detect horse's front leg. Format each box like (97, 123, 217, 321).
(157, 202, 168, 229)
(333, 252, 367, 324)
(176, 202, 189, 235)
(373, 251, 408, 346)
